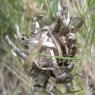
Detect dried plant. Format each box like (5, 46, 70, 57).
(5, 2, 84, 94)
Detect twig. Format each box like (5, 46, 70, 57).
(5, 35, 27, 60)
(15, 24, 22, 40)
(33, 61, 54, 71)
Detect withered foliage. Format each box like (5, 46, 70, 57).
(6, 4, 84, 95)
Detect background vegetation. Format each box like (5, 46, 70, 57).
(0, 0, 95, 95)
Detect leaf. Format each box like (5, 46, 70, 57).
(51, 0, 59, 15)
